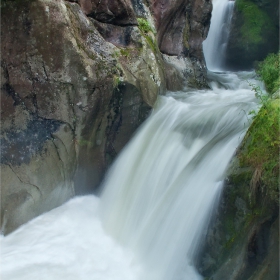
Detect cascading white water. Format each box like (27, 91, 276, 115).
(203, 0, 235, 71)
(99, 72, 260, 280)
(0, 71, 261, 280)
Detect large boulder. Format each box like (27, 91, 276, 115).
(0, 0, 164, 234)
(1, 0, 211, 234)
(151, 0, 212, 89)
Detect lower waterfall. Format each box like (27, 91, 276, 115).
(0, 71, 261, 280)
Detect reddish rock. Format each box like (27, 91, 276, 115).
(151, 0, 212, 60)
(78, 0, 137, 25)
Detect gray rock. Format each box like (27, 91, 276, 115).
(1, 0, 210, 234)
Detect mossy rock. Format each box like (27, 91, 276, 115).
(225, 0, 279, 69)
(198, 52, 279, 278)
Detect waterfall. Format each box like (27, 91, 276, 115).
(0, 72, 260, 280)
(0, 3, 261, 279)
(98, 72, 258, 280)
(203, 0, 235, 71)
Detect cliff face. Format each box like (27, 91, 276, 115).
(197, 77, 279, 279)
(152, 0, 212, 89)
(198, 158, 279, 280)
(1, 0, 212, 234)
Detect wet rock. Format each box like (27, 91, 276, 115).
(163, 54, 208, 90)
(197, 156, 279, 280)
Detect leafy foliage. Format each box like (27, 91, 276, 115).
(240, 98, 279, 203)
(239, 53, 280, 204)
(256, 52, 280, 94)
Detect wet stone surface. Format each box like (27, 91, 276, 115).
(1, 118, 62, 166)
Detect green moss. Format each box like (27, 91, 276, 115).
(256, 52, 280, 94)
(120, 48, 131, 57)
(236, 52, 280, 205)
(183, 19, 190, 50)
(113, 75, 120, 88)
(77, 138, 93, 148)
(136, 18, 159, 55)
(239, 98, 279, 204)
(229, 170, 252, 187)
(145, 35, 158, 53)
(137, 18, 155, 35)
(236, 0, 275, 46)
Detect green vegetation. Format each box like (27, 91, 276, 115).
(77, 138, 93, 147)
(113, 75, 122, 88)
(235, 0, 275, 46)
(113, 48, 132, 59)
(256, 52, 280, 94)
(137, 18, 158, 53)
(239, 52, 280, 204)
(240, 99, 279, 203)
(137, 18, 155, 35)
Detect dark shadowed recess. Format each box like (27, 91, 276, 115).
(74, 82, 151, 195)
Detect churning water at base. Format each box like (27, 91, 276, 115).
(1, 72, 261, 280)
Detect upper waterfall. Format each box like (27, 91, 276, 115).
(203, 0, 235, 71)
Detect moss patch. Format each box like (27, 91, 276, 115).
(239, 98, 279, 204)
(137, 18, 158, 53)
(256, 52, 280, 94)
(137, 18, 155, 35)
(238, 52, 280, 205)
(235, 0, 275, 47)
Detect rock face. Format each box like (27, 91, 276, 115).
(151, 0, 212, 89)
(197, 141, 279, 279)
(79, 0, 137, 25)
(1, 0, 211, 234)
(197, 163, 279, 280)
(225, 0, 279, 69)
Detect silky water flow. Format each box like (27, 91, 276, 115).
(0, 71, 261, 280)
(203, 0, 235, 71)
